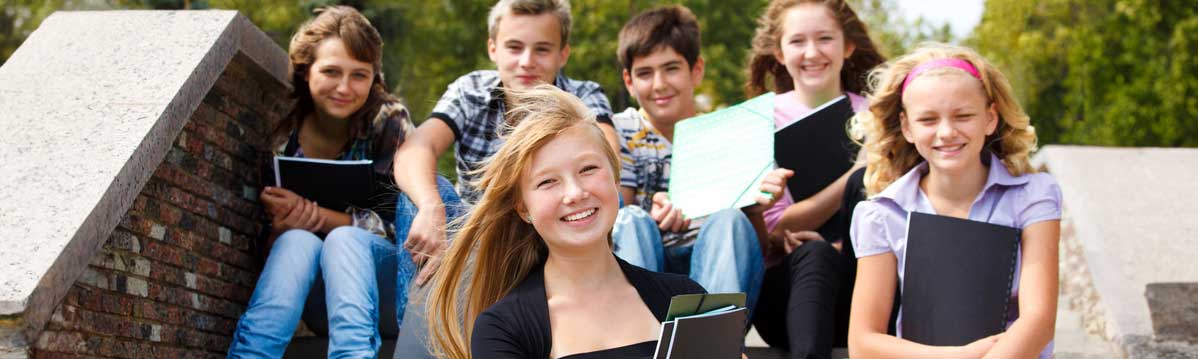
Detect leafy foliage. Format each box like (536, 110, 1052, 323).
(970, 0, 1198, 146)
(6, 0, 1192, 149)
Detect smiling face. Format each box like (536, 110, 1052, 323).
(518, 126, 620, 254)
(623, 47, 704, 124)
(775, 2, 855, 101)
(489, 11, 571, 91)
(306, 37, 374, 120)
(900, 71, 999, 176)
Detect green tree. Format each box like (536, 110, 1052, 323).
(970, 0, 1198, 147)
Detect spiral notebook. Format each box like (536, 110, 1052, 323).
(901, 212, 1020, 346)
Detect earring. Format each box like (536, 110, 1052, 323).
(527, 215, 534, 223)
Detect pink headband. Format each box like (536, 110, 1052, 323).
(901, 58, 981, 93)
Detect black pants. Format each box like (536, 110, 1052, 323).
(750, 168, 868, 359)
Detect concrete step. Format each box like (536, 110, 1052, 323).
(283, 338, 395, 359)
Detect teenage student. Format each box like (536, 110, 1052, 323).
(227, 6, 455, 359)
(847, 43, 1061, 359)
(610, 4, 791, 315)
(391, 0, 617, 292)
(390, 1, 618, 356)
(743, 0, 885, 357)
(426, 85, 706, 359)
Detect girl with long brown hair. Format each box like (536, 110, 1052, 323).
(743, 1, 885, 358)
(227, 6, 463, 358)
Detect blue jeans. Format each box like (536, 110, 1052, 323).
(612, 206, 765, 312)
(227, 227, 398, 359)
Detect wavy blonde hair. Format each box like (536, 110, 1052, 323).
(425, 85, 620, 359)
(850, 43, 1038, 196)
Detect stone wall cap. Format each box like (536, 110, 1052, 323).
(0, 9, 286, 330)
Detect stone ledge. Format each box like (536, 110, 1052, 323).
(1035, 145, 1198, 357)
(1146, 283, 1198, 343)
(0, 10, 286, 352)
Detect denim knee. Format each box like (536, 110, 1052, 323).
(270, 229, 324, 266)
(323, 226, 376, 252)
(705, 208, 753, 231)
(697, 208, 758, 253)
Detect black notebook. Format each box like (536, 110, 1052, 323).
(653, 293, 747, 359)
(773, 95, 858, 201)
(273, 156, 374, 212)
(901, 212, 1020, 346)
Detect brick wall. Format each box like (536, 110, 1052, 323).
(31, 54, 290, 358)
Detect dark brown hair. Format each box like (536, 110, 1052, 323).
(617, 5, 701, 72)
(272, 5, 392, 148)
(744, 0, 885, 97)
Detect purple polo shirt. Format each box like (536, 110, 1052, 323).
(850, 153, 1062, 358)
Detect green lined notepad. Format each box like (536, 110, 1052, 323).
(668, 93, 775, 218)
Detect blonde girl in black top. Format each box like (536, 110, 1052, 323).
(425, 85, 704, 359)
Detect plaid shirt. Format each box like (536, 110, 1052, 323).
(429, 70, 613, 204)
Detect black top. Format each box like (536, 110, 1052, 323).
(559, 341, 656, 359)
(471, 256, 706, 359)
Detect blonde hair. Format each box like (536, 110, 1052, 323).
(745, 0, 885, 97)
(487, 0, 573, 47)
(850, 43, 1038, 196)
(425, 85, 619, 359)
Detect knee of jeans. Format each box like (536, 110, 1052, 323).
(706, 208, 751, 228)
(273, 229, 323, 255)
(323, 226, 374, 251)
(617, 205, 652, 223)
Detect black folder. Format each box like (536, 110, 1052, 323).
(773, 95, 859, 201)
(901, 212, 1020, 346)
(273, 156, 374, 212)
(654, 293, 747, 359)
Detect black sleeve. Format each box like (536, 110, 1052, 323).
(430, 112, 462, 142)
(595, 113, 613, 126)
(471, 310, 529, 358)
(671, 276, 707, 296)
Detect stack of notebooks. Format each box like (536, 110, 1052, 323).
(901, 212, 1021, 346)
(653, 293, 747, 359)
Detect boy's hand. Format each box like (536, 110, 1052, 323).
(405, 203, 448, 286)
(650, 192, 690, 233)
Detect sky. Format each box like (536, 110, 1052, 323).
(893, 0, 986, 39)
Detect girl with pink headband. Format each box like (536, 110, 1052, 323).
(846, 43, 1061, 358)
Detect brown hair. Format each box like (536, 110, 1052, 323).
(617, 4, 701, 72)
(744, 0, 885, 97)
(426, 85, 619, 359)
(487, 0, 573, 47)
(849, 43, 1039, 196)
(272, 5, 392, 147)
